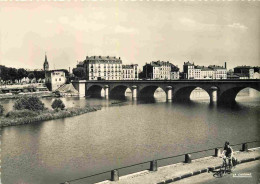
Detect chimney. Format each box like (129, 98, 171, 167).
(119, 57, 121, 59)
(69, 67, 70, 73)
(224, 62, 227, 69)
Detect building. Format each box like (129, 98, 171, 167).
(234, 66, 254, 79)
(43, 53, 49, 71)
(170, 65, 180, 80)
(122, 64, 138, 80)
(200, 66, 214, 79)
(75, 56, 122, 80)
(143, 61, 172, 80)
(45, 70, 67, 91)
(183, 62, 227, 79)
(208, 65, 227, 79)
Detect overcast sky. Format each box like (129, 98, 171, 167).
(0, 2, 259, 71)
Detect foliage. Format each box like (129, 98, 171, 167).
(0, 104, 4, 116)
(73, 67, 86, 79)
(33, 70, 45, 80)
(0, 105, 101, 127)
(13, 96, 45, 111)
(28, 73, 35, 80)
(6, 109, 38, 118)
(51, 99, 65, 110)
(18, 68, 28, 80)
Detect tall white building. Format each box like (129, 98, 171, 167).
(122, 64, 138, 80)
(77, 56, 122, 80)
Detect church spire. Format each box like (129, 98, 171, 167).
(45, 52, 47, 62)
(43, 52, 49, 71)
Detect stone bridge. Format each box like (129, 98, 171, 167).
(72, 80, 260, 104)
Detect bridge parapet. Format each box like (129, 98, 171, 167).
(72, 80, 260, 103)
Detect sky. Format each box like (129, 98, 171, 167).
(0, 1, 259, 71)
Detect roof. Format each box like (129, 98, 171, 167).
(184, 61, 194, 66)
(122, 64, 138, 69)
(85, 56, 122, 64)
(208, 65, 226, 70)
(234, 66, 253, 69)
(151, 61, 171, 67)
(201, 67, 213, 71)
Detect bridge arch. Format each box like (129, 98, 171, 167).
(109, 85, 129, 98)
(86, 85, 103, 98)
(139, 85, 167, 99)
(218, 86, 260, 104)
(173, 86, 211, 102)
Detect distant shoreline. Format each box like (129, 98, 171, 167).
(0, 105, 101, 128)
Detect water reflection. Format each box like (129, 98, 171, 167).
(1, 88, 260, 184)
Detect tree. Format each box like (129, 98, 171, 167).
(0, 104, 4, 116)
(0, 66, 10, 82)
(9, 68, 18, 82)
(34, 70, 45, 80)
(28, 73, 35, 80)
(14, 96, 45, 111)
(51, 99, 65, 110)
(73, 67, 85, 79)
(18, 68, 28, 80)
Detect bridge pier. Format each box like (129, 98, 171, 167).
(166, 86, 172, 101)
(104, 85, 109, 99)
(209, 87, 218, 104)
(73, 80, 86, 97)
(132, 85, 137, 99)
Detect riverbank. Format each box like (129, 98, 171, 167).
(97, 148, 260, 184)
(0, 105, 101, 127)
(0, 92, 59, 100)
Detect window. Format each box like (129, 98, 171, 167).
(59, 78, 61, 81)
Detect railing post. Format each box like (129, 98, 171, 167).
(215, 148, 221, 157)
(111, 169, 119, 181)
(185, 154, 192, 163)
(150, 160, 158, 171)
(242, 143, 248, 152)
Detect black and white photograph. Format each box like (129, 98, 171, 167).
(0, 1, 259, 184)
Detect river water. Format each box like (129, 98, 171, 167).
(1, 88, 260, 184)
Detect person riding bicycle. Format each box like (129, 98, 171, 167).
(222, 141, 233, 170)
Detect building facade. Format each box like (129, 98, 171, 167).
(143, 61, 172, 80)
(183, 62, 227, 79)
(45, 70, 67, 91)
(75, 56, 123, 80)
(234, 66, 254, 79)
(122, 64, 138, 80)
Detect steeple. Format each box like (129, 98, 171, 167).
(43, 52, 49, 71)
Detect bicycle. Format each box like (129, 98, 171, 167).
(213, 156, 233, 178)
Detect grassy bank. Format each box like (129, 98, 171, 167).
(0, 105, 101, 127)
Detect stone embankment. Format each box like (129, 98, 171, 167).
(97, 148, 260, 184)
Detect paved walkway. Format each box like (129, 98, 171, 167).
(174, 160, 260, 184)
(97, 148, 260, 184)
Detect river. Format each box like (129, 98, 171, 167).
(1, 88, 260, 184)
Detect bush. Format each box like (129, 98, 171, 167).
(51, 99, 65, 110)
(13, 96, 45, 111)
(6, 109, 38, 118)
(0, 104, 4, 116)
